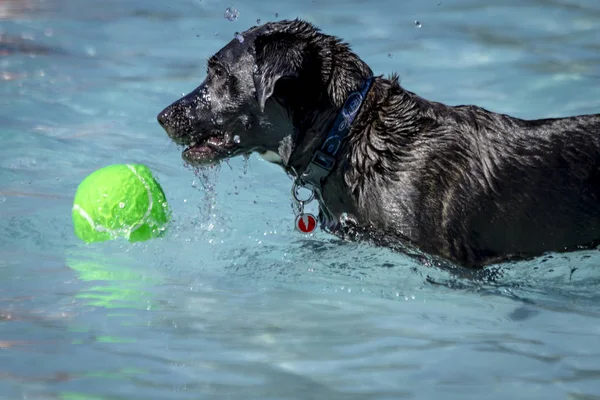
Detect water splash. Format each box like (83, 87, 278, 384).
(234, 32, 244, 43)
(188, 164, 220, 193)
(186, 164, 222, 231)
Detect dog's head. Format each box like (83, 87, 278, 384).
(157, 20, 308, 166)
(157, 19, 371, 167)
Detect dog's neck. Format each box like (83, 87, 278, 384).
(271, 77, 372, 177)
(265, 76, 429, 183)
(287, 107, 339, 173)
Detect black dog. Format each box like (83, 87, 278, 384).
(157, 19, 600, 268)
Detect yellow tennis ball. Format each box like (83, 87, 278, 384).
(72, 164, 171, 243)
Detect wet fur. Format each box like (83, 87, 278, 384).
(158, 19, 600, 268)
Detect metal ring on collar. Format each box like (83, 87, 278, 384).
(292, 181, 315, 204)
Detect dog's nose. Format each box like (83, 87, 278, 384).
(157, 108, 170, 128)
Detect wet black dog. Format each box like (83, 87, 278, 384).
(158, 19, 600, 268)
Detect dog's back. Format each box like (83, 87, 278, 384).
(359, 87, 600, 266)
(464, 111, 600, 264)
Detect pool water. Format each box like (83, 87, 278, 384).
(2, 0, 600, 399)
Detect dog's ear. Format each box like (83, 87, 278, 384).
(253, 66, 296, 113)
(253, 35, 305, 112)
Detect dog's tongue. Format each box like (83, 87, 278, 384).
(186, 134, 235, 155)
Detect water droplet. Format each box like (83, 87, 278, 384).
(224, 7, 239, 21)
(388, 53, 393, 58)
(414, 20, 422, 28)
(234, 32, 244, 43)
(233, 135, 241, 143)
(242, 153, 250, 175)
(214, 32, 219, 36)
(252, 64, 259, 74)
(119, 202, 125, 208)
(256, 18, 261, 24)
(275, 13, 279, 18)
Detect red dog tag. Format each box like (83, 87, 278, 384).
(295, 213, 317, 234)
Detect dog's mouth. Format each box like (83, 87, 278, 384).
(181, 131, 239, 165)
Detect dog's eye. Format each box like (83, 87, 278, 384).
(213, 66, 226, 78)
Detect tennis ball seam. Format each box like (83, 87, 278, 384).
(72, 164, 156, 240)
(126, 164, 154, 234)
(73, 203, 117, 235)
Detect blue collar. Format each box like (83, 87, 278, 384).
(299, 76, 374, 191)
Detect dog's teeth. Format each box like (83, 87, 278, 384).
(190, 141, 197, 147)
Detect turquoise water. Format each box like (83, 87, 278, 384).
(2, 0, 600, 399)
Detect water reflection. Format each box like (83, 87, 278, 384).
(67, 254, 159, 310)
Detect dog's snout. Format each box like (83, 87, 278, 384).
(157, 80, 214, 146)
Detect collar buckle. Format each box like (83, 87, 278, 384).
(300, 150, 337, 190)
